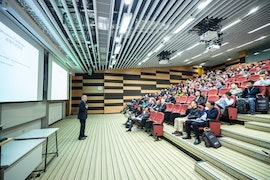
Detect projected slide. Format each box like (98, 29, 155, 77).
(0, 21, 39, 102)
(50, 61, 68, 100)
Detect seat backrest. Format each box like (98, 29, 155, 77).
(249, 68, 257, 74)
(197, 105, 204, 111)
(237, 76, 247, 82)
(175, 96, 181, 104)
(172, 104, 182, 113)
(180, 104, 189, 115)
(165, 103, 174, 112)
(155, 112, 164, 124)
(186, 96, 195, 103)
(149, 110, 158, 121)
(208, 89, 218, 95)
(179, 96, 188, 104)
(230, 95, 237, 107)
(214, 107, 221, 121)
(201, 90, 209, 97)
(207, 95, 220, 102)
(218, 88, 229, 96)
(249, 74, 260, 81)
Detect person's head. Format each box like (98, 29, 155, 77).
(161, 98, 165, 104)
(246, 80, 255, 88)
(156, 99, 161, 104)
(81, 95, 88, 102)
(144, 107, 150, 112)
(190, 100, 198, 108)
(259, 73, 267, 80)
(206, 101, 215, 109)
(224, 91, 232, 98)
(195, 90, 202, 97)
(231, 82, 239, 89)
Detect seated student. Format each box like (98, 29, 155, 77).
(123, 106, 142, 126)
(230, 82, 243, 97)
(151, 99, 161, 111)
(254, 71, 270, 86)
(182, 101, 218, 145)
(238, 80, 260, 115)
(126, 107, 150, 132)
(157, 99, 166, 113)
(172, 101, 200, 136)
(194, 90, 205, 106)
(215, 92, 234, 114)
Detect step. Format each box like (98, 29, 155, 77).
(195, 161, 236, 180)
(220, 137, 270, 164)
(236, 114, 270, 123)
(221, 124, 270, 149)
(163, 125, 270, 179)
(245, 121, 270, 132)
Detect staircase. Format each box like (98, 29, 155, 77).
(163, 114, 270, 179)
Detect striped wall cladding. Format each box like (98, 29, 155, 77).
(71, 66, 198, 114)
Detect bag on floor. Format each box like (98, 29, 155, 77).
(236, 99, 248, 114)
(203, 130, 221, 148)
(256, 97, 269, 112)
(125, 121, 131, 128)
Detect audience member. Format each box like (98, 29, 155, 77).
(238, 80, 260, 115)
(126, 107, 150, 132)
(230, 83, 243, 97)
(254, 72, 270, 86)
(215, 92, 234, 114)
(194, 90, 205, 106)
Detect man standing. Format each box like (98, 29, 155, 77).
(77, 95, 88, 140)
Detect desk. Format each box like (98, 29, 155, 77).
(14, 128, 59, 172)
(1, 139, 44, 180)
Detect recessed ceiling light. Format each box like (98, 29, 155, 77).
(248, 23, 270, 34)
(186, 43, 200, 51)
(198, 0, 213, 10)
(173, 17, 194, 34)
(246, 7, 259, 16)
(227, 58, 232, 61)
(212, 53, 223, 57)
(124, 0, 132, 5)
(221, 19, 241, 32)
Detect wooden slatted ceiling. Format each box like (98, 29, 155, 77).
(34, 114, 204, 180)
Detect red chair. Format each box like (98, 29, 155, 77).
(153, 112, 165, 141)
(240, 81, 248, 88)
(201, 90, 209, 97)
(171, 104, 182, 114)
(179, 96, 188, 104)
(175, 96, 181, 104)
(218, 88, 230, 97)
(254, 85, 266, 97)
(180, 104, 189, 116)
(249, 74, 260, 81)
(249, 68, 257, 74)
(262, 65, 270, 71)
(148, 110, 158, 122)
(198, 105, 204, 111)
(208, 89, 218, 96)
(207, 95, 220, 102)
(165, 103, 174, 112)
(186, 96, 195, 104)
(237, 76, 247, 82)
(208, 107, 221, 136)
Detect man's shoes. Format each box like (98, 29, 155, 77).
(250, 112, 255, 115)
(172, 131, 178, 134)
(182, 135, 191, 139)
(175, 132, 183, 136)
(126, 129, 131, 132)
(194, 138, 201, 145)
(83, 135, 88, 138)
(78, 137, 86, 140)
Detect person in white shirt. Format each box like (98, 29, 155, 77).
(230, 83, 243, 97)
(254, 72, 270, 86)
(215, 92, 234, 114)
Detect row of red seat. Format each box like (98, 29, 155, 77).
(147, 111, 164, 140)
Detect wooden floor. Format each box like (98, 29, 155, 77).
(31, 114, 204, 180)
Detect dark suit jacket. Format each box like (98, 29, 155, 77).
(194, 96, 205, 106)
(242, 86, 260, 98)
(77, 100, 88, 120)
(158, 103, 166, 113)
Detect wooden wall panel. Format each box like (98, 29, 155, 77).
(72, 66, 198, 114)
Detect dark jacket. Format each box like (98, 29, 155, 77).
(204, 108, 218, 119)
(242, 86, 260, 98)
(158, 103, 166, 113)
(137, 111, 150, 120)
(77, 100, 88, 120)
(194, 96, 205, 106)
(187, 107, 201, 119)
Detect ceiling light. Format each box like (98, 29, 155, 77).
(109, 64, 113, 68)
(163, 36, 170, 43)
(111, 59, 117, 65)
(124, 0, 132, 5)
(253, 36, 267, 41)
(212, 53, 223, 57)
(221, 42, 229, 46)
(254, 52, 260, 56)
(246, 7, 259, 16)
(226, 48, 235, 52)
(147, 52, 153, 57)
(263, 48, 270, 52)
(138, 62, 142, 66)
(221, 19, 241, 32)
(119, 13, 132, 34)
(184, 59, 190, 62)
(171, 55, 178, 60)
(115, 36, 121, 43)
(98, 16, 109, 30)
(198, 0, 213, 10)
(191, 54, 202, 59)
(153, 44, 164, 53)
(186, 43, 200, 51)
(227, 58, 232, 61)
(142, 57, 149, 63)
(248, 23, 270, 34)
(114, 44, 122, 54)
(173, 17, 194, 34)
(236, 41, 253, 48)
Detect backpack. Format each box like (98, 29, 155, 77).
(236, 99, 248, 114)
(203, 130, 222, 148)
